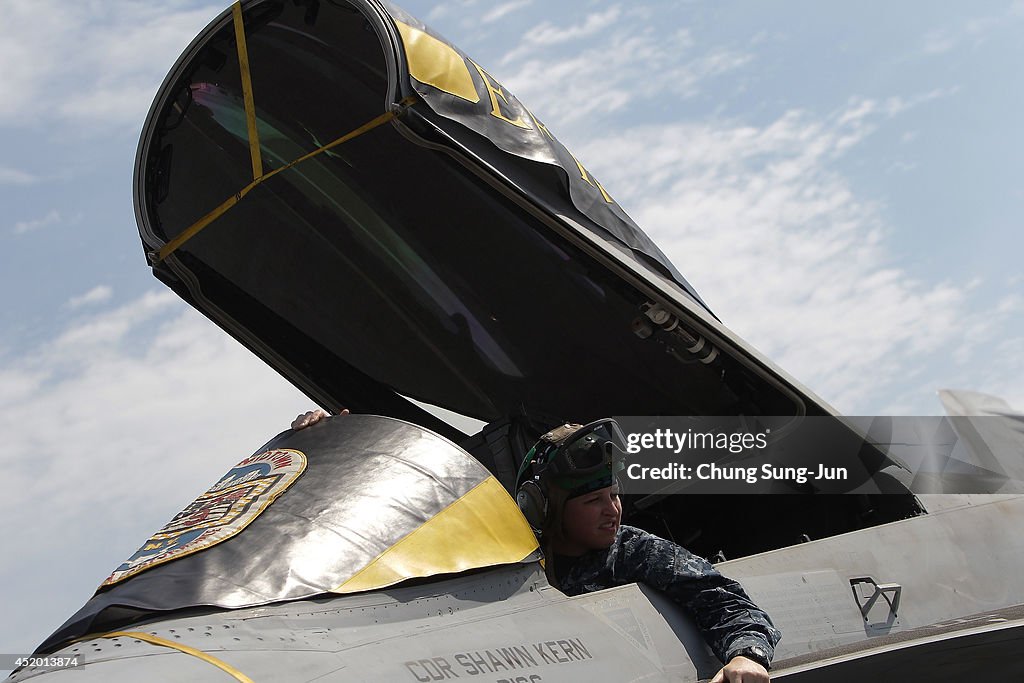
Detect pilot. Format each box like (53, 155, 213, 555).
(515, 419, 779, 683)
(291, 410, 778, 681)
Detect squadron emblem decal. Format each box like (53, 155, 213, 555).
(102, 449, 307, 586)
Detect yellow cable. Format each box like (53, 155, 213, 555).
(100, 631, 255, 683)
(156, 186, 253, 263)
(232, 2, 263, 180)
(154, 97, 416, 264)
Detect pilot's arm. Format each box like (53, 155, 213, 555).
(612, 528, 778, 681)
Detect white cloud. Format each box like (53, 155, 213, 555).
(996, 295, 1022, 315)
(426, 0, 479, 23)
(919, 4, 1023, 56)
(502, 7, 623, 63)
(985, 337, 1024, 409)
(53, 290, 172, 351)
(0, 166, 39, 185)
(881, 87, 960, 116)
(502, 30, 750, 127)
(481, 0, 533, 24)
(525, 7, 622, 46)
(964, 15, 1004, 38)
(921, 29, 958, 56)
(0, 1, 222, 129)
(12, 209, 60, 235)
(0, 291, 313, 654)
(898, 325, 1024, 416)
(885, 160, 918, 174)
(674, 49, 752, 96)
(66, 285, 114, 309)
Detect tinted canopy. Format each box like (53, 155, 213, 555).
(135, 0, 827, 438)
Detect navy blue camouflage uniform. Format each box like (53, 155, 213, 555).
(554, 525, 780, 667)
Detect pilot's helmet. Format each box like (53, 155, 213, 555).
(517, 418, 627, 499)
(515, 418, 628, 532)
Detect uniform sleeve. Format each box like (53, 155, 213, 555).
(615, 528, 781, 666)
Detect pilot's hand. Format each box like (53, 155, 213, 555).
(290, 408, 348, 430)
(710, 656, 769, 683)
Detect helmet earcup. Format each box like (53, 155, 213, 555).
(516, 480, 547, 532)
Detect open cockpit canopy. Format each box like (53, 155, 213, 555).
(135, 0, 832, 437)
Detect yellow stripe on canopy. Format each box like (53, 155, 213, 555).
(231, 2, 263, 180)
(334, 477, 538, 593)
(394, 21, 480, 103)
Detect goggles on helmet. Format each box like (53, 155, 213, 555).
(516, 418, 627, 494)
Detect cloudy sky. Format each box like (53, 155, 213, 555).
(1, 0, 1022, 662)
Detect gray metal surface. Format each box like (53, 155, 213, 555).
(14, 564, 700, 682)
(18, 551, 1024, 682)
(720, 494, 1024, 660)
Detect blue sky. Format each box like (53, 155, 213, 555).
(1, 0, 1022, 662)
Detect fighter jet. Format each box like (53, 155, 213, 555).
(9, 0, 1024, 680)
